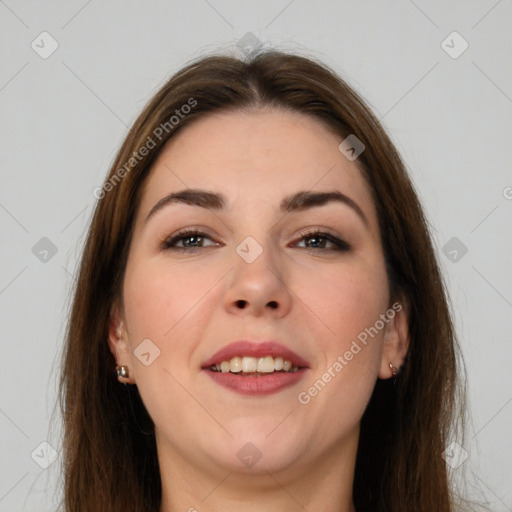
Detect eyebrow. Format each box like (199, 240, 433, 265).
(145, 189, 369, 226)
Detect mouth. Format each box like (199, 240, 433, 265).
(201, 341, 309, 396)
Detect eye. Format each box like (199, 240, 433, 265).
(293, 229, 350, 251)
(161, 228, 350, 252)
(162, 229, 220, 251)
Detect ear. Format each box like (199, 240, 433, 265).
(108, 301, 136, 385)
(378, 299, 409, 379)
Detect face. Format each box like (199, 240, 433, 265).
(109, 109, 408, 478)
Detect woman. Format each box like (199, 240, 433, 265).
(60, 50, 466, 511)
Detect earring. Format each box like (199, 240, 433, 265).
(116, 365, 129, 378)
(389, 362, 399, 377)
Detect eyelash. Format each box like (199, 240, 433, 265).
(161, 228, 350, 252)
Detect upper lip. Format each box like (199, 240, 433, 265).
(202, 340, 310, 369)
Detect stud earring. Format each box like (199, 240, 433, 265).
(389, 362, 399, 377)
(116, 365, 129, 378)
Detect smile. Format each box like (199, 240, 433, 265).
(209, 355, 300, 374)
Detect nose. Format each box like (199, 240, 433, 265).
(222, 240, 292, 318)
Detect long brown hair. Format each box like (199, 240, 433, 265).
(59, 50, 465, 512)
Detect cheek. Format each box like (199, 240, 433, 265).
(298, 259, 389, 353)
(123, 256, 226, 341)
(272, 260, 390, 453)
(121, 254, 233, 404)
(121, 258, 228, 437)
(294, 259, 389, 412)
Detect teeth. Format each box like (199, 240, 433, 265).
(257, 356, 274, 373)
(241, 356, 258, 373)
(210, 355, 299, 374)
(230, 356, 242, 373)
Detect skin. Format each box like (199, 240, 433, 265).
(108, 109, 409, 512)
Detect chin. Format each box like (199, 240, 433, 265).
(203, 422, 305, 474)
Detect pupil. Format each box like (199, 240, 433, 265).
(184, 235, 202, 247)
(307, 237, 323, 248)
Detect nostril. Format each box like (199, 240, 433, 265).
(235, 300, 278, 309)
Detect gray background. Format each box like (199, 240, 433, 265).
(1, 1, 511, 510)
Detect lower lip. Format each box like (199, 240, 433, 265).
(204, 369, 308, 396)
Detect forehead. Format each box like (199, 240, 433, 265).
(139, 109, 376, 221)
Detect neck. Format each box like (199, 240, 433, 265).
(157, 427, 359, 512)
